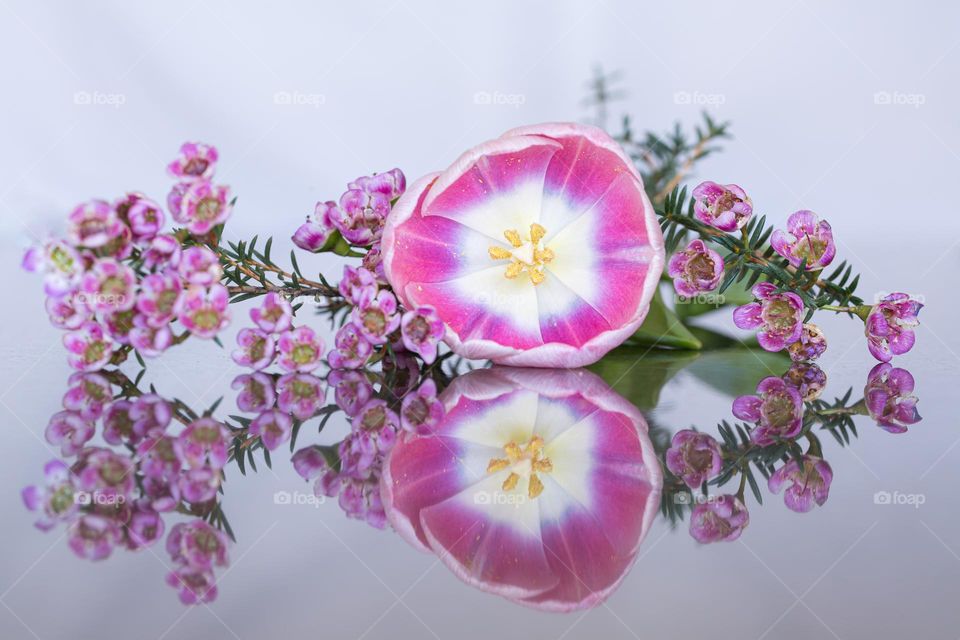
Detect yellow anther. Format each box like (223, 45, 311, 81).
(528, 268, 545, 285)
(504, 262, 524, 279)
(502, 473, 520, 492)
(487, 458, 510, 473)
(533, 458, 553, 473)
(488, 246, 512, 260)
(485, 436, 553, 501)
(528, 474, 545, 499)
(503, 229, 523, 248)
(504, 441, 523, 460)
(487, 224, 555, 286)
(529, 223, 546, 245)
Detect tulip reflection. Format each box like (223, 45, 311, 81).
(381, 367, 663, 612)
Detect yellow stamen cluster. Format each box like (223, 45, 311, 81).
(485, 435, 553, 499)
(488, 223, 555, 286)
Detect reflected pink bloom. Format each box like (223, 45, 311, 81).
(249, 291, 293, 334)
(864, 363, 921, 433)
(68, 514, 121, 561)
(166, 520, 229, 570)
(667, 239, 724, 297)
(166, 566, 219, 605)
(689, 495, 749, 544)
(382, 367, 662, 611)
(167, 142, 218, 181)
(771, 210, 836, 270)
(177, 246, 223, 286)
(277, 326, 325, 372)
(399, 379, 444, 435)
(66, 200, 124, 249)
(733, 282, 804, 352)
(382, 123, 665, 368)
(327, 322, 373, 369)
(22, 240, 84, 298)
(125, 500, 166, 549)
(79, 258, 136, 312)
(768, 455, 833, 513)
(22, 460, 78, 531)
(665, 429, 723, 490)
(175, 418, 230, 470)
(178, 284, 230, 339)
(692, 181, 753, 231)
(249, 409, 293, 451)
(733, 377, 804, 446)
(782, 363, 827, 402)
(231, 328, 276, 370)
(232, 373, 276, 413)
(787, 323, 827, 362)
(865, 293, 922, 362)
(63, 322, 114, 371)
(63, 372, 112, 420)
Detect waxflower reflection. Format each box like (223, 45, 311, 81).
(22, 370, 233, 605)
(382, 368, 662, 611)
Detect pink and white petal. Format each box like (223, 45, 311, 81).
(386, 212, 500, 286)
(421, 135, 562, 241)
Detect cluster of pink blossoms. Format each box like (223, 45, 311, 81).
(287, 369, 443, 528)
(23, 373, 233, 604)
(23, 142, 233, 370)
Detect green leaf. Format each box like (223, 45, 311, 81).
(628, 288, 702, 350)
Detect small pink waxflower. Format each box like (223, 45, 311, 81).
(249, 291, 293, 333)
(46, 294, 90, 330)
(768, 455, 833, 513)
(231, 328, 276, 370)
(692, 181, 753, 232)
(75, 447, 135, 504)
(292, 446, 330, 482)
(400, 306, 444, 364)
(167, 520, 229, 570)
(328, 322, 374, 369)
(66, 200, 124, 249)
(783, 363, 828, 401)
(276, 326, 325, 372)
(22, 240, 85, 297)
(292, 201, 336, 253)
(143, 476, 181, 513)
(45, 411, 94, 456)
(178, 181, 232, 235)
(175, 418, 230, 470)
(178, 284, 230, 339)
(667, 239, 724, 298)
(178, 468, 221, 504)
(787, 323, 827, 362)
(68, 514, 122, 560)
(177, 246, 223, 286)
(63, 372, 112, 420)
(351, 290, 400, 345)
(363, 242, 387, 283)
(689, 495, 749, 544)
(338, 476, 388, 529)
(733, 377, 804, 446)
(142, 234, 182, 271)
(231, 373, 276, 413)
(125, 501, 166, 549)
(167, 142, 219, 181)
(338, 265, 378, 306)
(864, 363, 921, 433)
(348, 168, 406, 200)
(137, 435, 182, 480)
(130, 394, 173, 437)
(122, 194, 166, 242)
(733, 282, 804, 352)
(103, 309, 136, 345)
(328, 370, 374, 417)
(865, 293, 922, 362)
(771, 210, 836, 270)
(249, 409, 293, 451)
(665, 429, 723, 490)
(102, 399, 140, 446)
(166, 566, 219, 605)
(130, 316, 174, 358)
(276, 373, 325, 420)
(63, 322, 114, 371)
(137, 272, 184, 327)
(22, 460, 78, 531)
(335, 188, 391, 245)
(79, 258, 136, 312)
(399, 379, 444, 435)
